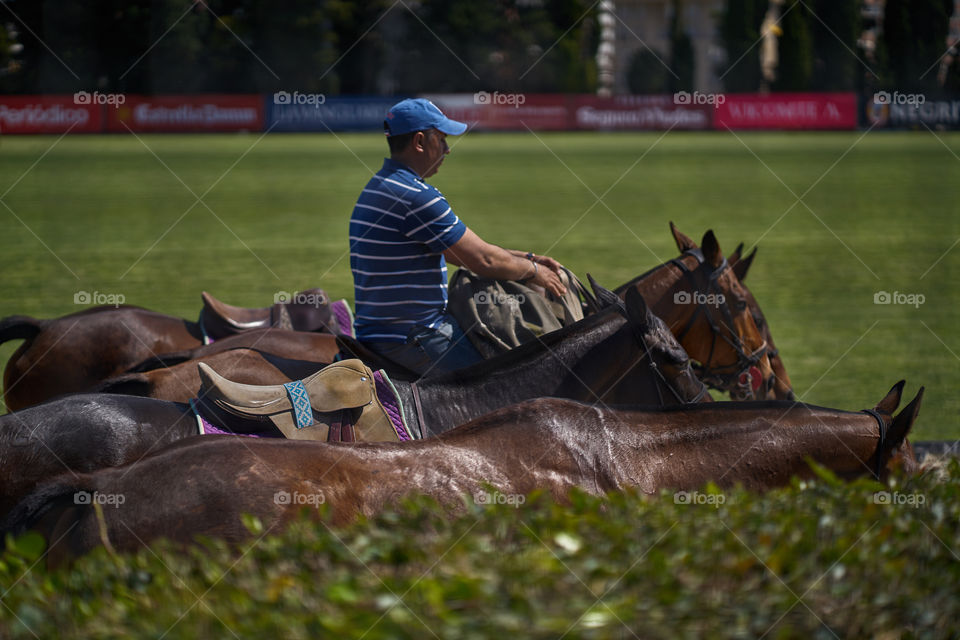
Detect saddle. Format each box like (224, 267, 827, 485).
(197, 359, 410, 443)
(199, 288, 350, 340)
(447, 266, 590, 358)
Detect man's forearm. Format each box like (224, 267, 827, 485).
(474, 246, 538, 281)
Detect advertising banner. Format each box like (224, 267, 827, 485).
(714, 93, 857, 130)
(572, 94, 712, 130)
(863, 91, 960, 129)
(0, 95, 102, 134)
(266, 95, 399, 132)
(105, 95, 263, 132)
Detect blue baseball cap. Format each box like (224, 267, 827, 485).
(384, 98, 468, 136)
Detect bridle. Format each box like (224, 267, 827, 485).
(861, 408, 888, 480)
(669, 248, 768, 398)
(632, 320, 710, 405)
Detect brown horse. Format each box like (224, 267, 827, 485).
(728, 244, 794, 400)
(3, 382, 922, 563)
(1, 306, 203, 410)
(666, 222, 793, 400)
(0, 289, 346, 411)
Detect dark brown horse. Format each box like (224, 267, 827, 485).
(3, 382, 922, 563)
(0, 289, 709, 516)
(2, 225, 772, 409)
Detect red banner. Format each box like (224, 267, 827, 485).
(104, 95, 263, 132)
(0, 95, 102, 134)
(714, 93, 857, 130)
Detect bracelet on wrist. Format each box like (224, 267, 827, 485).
(519, 255, 538, 282)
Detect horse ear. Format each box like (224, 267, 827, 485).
(670, 221, 698, 252)
(701, 230, 723, 268)
(729, 242, 744, 264)
(873, 380, 905, 416)
(587, 273, 622, 310)
(624, 286, 651, 329)
(732, 247, 757, 282)
(884, 387, 924, 453)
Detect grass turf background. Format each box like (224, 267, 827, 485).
(0, 131, 957, 436)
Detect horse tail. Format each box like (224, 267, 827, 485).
(93, 373, 151, 397)
(0, 315, 42, 346)
(0, 477, 87, 539)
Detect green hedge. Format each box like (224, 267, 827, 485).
(2, 461, 958, 639)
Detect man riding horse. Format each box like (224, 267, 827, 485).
(349, 98, 567, 376)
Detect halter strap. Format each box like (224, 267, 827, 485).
(860, 408, 887, 480)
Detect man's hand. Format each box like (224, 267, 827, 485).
(525, 253, 566, 298)
(530, 260, 566, 298)
(532, 254, 564, 276)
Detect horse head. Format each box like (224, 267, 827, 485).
(727, 243, 795, 400)
(580, 275, 710, 406)
(658, 224, 774, 401)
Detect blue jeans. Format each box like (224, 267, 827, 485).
(368, 314, 483, 377)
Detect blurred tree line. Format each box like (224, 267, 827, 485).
(627, 0, 959, 95)
(0, 0, 598, 95)
(717, 0, 958, 94)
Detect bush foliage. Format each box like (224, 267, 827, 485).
(1, 461, 959, 638)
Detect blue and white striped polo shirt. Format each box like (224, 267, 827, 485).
(349, 158, 467, 342)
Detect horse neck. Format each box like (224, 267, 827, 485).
(408, 310, 626, 435)
(595, 404, 881, 491)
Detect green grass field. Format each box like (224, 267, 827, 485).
(0, 131, 957, 436)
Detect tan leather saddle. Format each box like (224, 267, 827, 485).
(199, 288, 339, 340)
(197, 359, 406, 443)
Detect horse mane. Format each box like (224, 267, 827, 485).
(420, 304, 624, 384)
